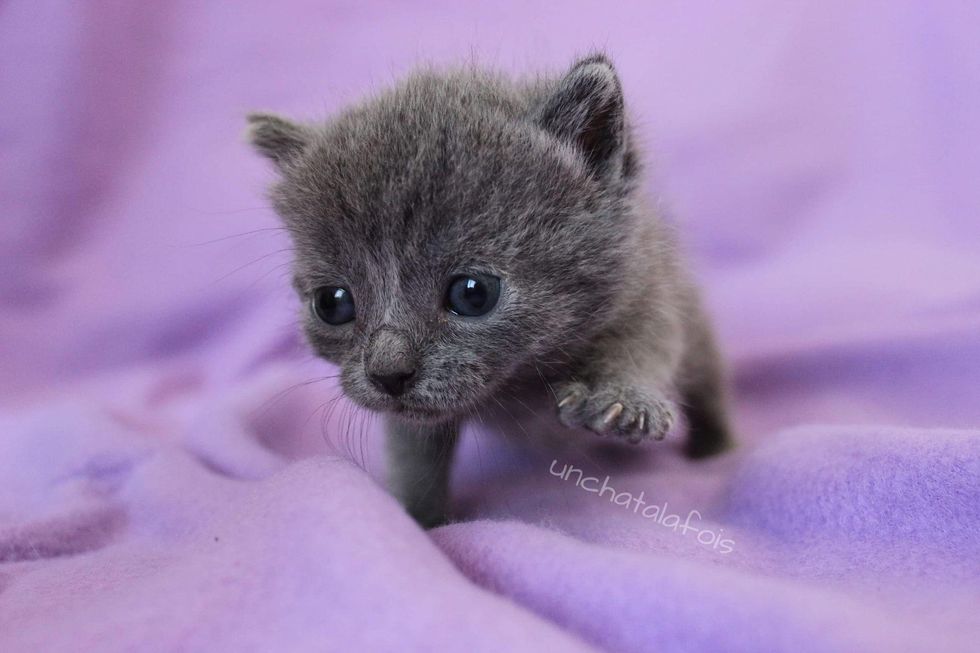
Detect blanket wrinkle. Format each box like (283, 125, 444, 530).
(432, 520, 936, 653)
(0, 506, 127, 564)
(2, 1, 979, 651)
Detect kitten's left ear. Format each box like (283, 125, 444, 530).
(246, 112, 312, 169)
(536, 54, 626, 174)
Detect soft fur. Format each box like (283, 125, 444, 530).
(249, 54, 733, 526)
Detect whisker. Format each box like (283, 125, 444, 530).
(184, 225, 289, 247)
(211, 247, 297, 285)
(250, 375, 341, 420)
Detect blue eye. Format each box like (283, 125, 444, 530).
(312, 286, 355, 325)
(445, 274, 500, 317)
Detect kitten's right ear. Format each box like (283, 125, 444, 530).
(246, 113, 311, 169)
(536, 54, 625, 175)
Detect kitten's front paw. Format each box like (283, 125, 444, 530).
(555, 381, 676, 444)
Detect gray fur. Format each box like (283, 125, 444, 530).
(248, 54, 733, 527)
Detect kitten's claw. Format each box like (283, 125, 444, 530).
(557, 393, 578, 409)
(602, 402, 624, 426)
(555, 381, 675, 443)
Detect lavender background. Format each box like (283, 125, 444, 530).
(1, 2, 979, 651)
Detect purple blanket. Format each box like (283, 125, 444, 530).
(2, 2, 978, 651)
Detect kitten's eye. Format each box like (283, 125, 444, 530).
(445, 274, 500, 317)
(311, 286, 355, 325)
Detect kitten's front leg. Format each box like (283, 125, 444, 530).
(385, 416, 458, 528)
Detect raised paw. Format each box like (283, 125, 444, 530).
(555, 381, 676, 444)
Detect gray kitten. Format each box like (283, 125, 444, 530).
(248, 54, 732, 527)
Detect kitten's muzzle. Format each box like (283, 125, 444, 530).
(364, 327, 417, 398)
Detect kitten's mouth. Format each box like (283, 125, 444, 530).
(350, 380, 466, 422)
(349, 388, 450, 422)
(390, 401, 447, 421)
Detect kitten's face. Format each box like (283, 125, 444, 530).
(251, 59, 636, 422)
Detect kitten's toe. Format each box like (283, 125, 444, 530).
(643, 399, 676, 441)
(555, 381, 590, 429)
(584, 401, 627, 437)
(608, 397, 675, 443)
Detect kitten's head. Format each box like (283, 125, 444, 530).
(249, 54, 641, 422)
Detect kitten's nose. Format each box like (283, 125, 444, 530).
(364, 327, 417, 397)
(369, 369, 415, 397)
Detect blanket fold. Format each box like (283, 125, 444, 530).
(2, 1, 978, 651)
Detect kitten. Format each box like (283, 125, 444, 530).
(248, 54, 733, 527)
